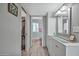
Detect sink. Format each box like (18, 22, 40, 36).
(60, 40, 69, 43)
(55, 37, 69, 43)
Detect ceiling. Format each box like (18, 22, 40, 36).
(21, 3, 63, 16)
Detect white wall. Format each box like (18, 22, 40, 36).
(42, 16, 46, 47)
(26, 14, 31, 49)
(47, 17, 56, 55)
(46, 12, 56, 55)
(48, 18, 56, 35)
(0, 3, 21, 55)
(72, 4, 79, 42)
(58, 16, 63, 33)
(42, 14, 48, 47)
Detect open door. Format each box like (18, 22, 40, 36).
(21, 17, 26, 50)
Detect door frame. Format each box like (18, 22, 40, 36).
(21, 7, 27, 50)
(30, 16, 44, 47)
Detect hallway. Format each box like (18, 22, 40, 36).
(1, 3, 79, 56)
(22, 39, 49, 56)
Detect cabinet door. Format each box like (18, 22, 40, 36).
(47, 36, 53, 55)
(46, 36, 51, 55)
(51, 38, 55, 56)
(47, 36, 55, 56)
(54, 40, 66, 56)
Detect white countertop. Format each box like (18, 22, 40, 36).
(48, 35, 79, 46)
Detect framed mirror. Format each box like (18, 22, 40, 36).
(55, 4, 72, 38)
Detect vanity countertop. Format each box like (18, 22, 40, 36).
(48, 35, 79, 46)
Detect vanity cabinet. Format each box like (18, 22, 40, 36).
(54, 39, 66, 56)
(47, 36, 66, 56)
(47, 36, 79, 56)
(47, 36, 55, 56)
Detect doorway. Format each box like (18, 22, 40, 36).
(30, 17, 43, 47)
(21, 17, 26, 50)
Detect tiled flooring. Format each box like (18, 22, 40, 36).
(21, 39, 49, 56)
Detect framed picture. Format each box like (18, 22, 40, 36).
(8, 3, 18, 16)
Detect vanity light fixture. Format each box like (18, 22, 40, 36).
(55, 4, 69, 16)
(60, 5, 68, 12)
(56, 10, 61, 15)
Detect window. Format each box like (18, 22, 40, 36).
(32, 23, 39, 32)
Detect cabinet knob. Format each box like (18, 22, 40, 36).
(56, 45, 59, 48)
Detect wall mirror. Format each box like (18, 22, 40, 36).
(55, 4, 73, 38)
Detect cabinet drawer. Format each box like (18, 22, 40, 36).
(55, 40, 66, 56)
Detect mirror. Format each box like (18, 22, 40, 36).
(58, 16, 69, 34)
(55, 4, 72, 36)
